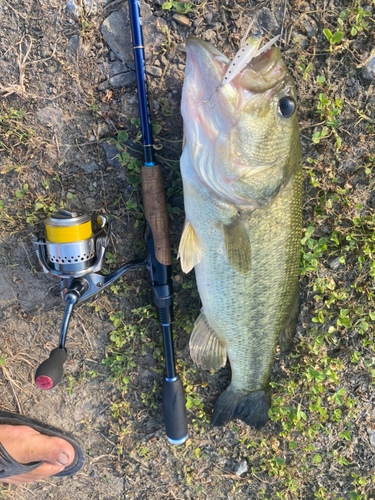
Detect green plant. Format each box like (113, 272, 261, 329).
(300, 226, 328, 275)
(323, 29, 344, 52)
(340, 6, 371, 36)
(162, 1, 193, 14)
(0, 106, 34, 152)
(313, 93, 344, 150)
(298, 56, 313, 80)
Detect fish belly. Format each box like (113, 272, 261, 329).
(182, 151, 302, 427)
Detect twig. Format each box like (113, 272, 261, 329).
(3, 0, 26, 19)
(20, 241, 37, 274)
(79, 318, 93, 349)
(90, 453, 117, 464)
(100, 432, 117, 447)
(1, 365, 23, 415)
(0, 35, 58, 98)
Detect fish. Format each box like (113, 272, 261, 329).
(178, 35, 303, 429)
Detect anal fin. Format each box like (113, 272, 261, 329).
(178, 220, 202, 274)
(189, 310, 226, 371)
(221, 214, 251, 274)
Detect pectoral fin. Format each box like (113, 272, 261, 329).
(189, 310, 227, 371)
(178, 220, 202, 274)
(221, 215, 251, 274)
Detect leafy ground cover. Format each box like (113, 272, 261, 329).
(0, 0, 375, 499)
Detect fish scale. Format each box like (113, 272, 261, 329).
(179, 36, 303, 428)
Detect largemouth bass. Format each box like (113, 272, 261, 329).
(178, 36, 302, 429)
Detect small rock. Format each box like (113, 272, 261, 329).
(102, 141, 121, 168)
(234, 460, 248, 477)
(205, 12, 213, 22)
(303, 17, 318, 38)
(89, 470, 97, 478)
(66, 0, 80, 18)
(146, 65, 163, 77)
(172, 14, 191, 27)
(159, 54, 168, 66)
(194, 18, 203, 27)
(66, 35, 80, 54)
(81, 162, 99, 173)
(367, 428, 375, 448)
(98, 71, 136, 90)
(292, 33, 308, 50)
(109, 71, 136, 88)
(176, 43, 186, 53)
(97, 80, 110, 91)
(36, 107, 65, 128)
(257, 7, 279, 33)
(362, 49, 375, 80)
(66, 0, 109, 17)
(329, 257, 341, 270)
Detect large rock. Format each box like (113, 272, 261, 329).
(36, 107, 65, 128)
(101, 2, 167, 62)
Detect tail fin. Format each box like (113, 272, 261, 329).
(211, 385, 270, 429)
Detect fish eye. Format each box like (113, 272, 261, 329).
(278, 97, 296, 118)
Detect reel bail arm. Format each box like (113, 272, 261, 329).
(32, 210, 147, 390)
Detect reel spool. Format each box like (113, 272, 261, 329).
(44, 211, 96, 273)
(33, 209, 110, 279)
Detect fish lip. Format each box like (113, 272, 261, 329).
(186, 36, 226, 58)
(185, 36, 229, 82)
(251, 46, 278, 70)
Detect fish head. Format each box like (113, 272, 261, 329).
(181, 36, 300, 207)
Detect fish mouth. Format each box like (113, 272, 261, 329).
(185, 36, 286, 95)
(185, 36, 229, 94)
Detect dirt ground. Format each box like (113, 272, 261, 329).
(0, 0, 375, 498)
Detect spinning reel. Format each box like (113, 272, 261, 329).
(32, 209, 147, 390)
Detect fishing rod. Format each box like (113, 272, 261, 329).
(30, 0, 188, 447)
(127, 0, 188, 444)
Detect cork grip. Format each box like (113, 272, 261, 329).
(142, 165, 172, 266)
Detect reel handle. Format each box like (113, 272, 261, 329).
(163, 377, 188, 444)
(35, 347, 67, 390)
(35, 281, 86, 390)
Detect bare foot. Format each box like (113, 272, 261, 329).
(0, 424, 75, 485)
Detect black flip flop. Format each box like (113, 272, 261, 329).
(0, 411, 85, 480)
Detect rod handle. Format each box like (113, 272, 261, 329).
(35, 348, 67, 390)
(163, 376, 188, 444)
(142, 165, 172, 266)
